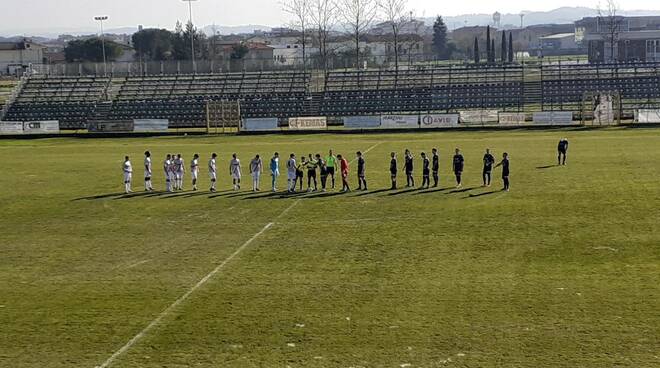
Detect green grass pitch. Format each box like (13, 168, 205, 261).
(0, 128, 658, 368)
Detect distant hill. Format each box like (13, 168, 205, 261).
(427, 6, 660, 29)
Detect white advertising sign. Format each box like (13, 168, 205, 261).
(0, 122, 24, 134)
(243, 118, 279, 131)
(380, 115, 418, 129)
(499, 113, 527, 125)
(533, 111, 574, 125)
(288, 117, 327, 130)
(23, 121, 60, 134)
(460, 110, 499, 124)
(635, 109, 660, 123)
(133, 119, 169, 132)
(420, 114, 459, 128)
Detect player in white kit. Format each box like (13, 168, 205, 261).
(168, 153, 177, 191)
(143, 151, 154, 191)
(122, 156, 133, 193)
(190, 154, 200, 191)
(249, 154, 263, 192)
(229, 153, 242, 190)
(163, 154, 172, 192)
(287, 153, 297, 193)
(208, 153, 218, 192)
(174, 154, 185, 190)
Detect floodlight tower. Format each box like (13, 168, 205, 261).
(182, 0, 198, 73)
(94, 16, 108, 76)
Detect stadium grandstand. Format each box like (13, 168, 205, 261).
(2, 62, 660, 129)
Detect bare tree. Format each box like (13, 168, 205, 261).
(337, 0, 379, 69)
(282, 0, 311, 70)
(378, 0, 408, 70)
(309, 0, 336, 72)
(597, 0, 623, 62)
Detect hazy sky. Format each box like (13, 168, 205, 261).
(2, 0, 660, 34)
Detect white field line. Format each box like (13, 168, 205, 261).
(349, 142, 381, 164)
(97, 200, 299, 368)
(124, 259, 151, 270)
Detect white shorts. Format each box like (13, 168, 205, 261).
(252, 172, 261, 181)
(288, 171, 297, 180)
(209, 172, 217, 181)
(176, 171, 184, 180)
(271, 170, 280, 177)
(123, 172, 132, 182)
(191, 169, 199, 180)
(168, 172, 176, 181)
(232, 172, 241, 180)
(144, 170, 152, 179)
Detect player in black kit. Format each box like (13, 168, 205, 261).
(404, 149, 415, 187)
(495, 152, 510, 191)
(557, 138, 569, 165)
(356, 151, 367, 190)
(389, 152, 398, 190)
(421, 152, 431, 189)
(482, 148, 495, 187)
(431, 148, 439, 187)
(452, 148, 465, 188)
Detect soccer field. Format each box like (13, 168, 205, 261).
(1, 128, 659, 368)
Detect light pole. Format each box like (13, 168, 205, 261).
(94, 16, 108, 76)
(182, 0, 198, 73)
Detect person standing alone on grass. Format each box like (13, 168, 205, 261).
(190, 154, 200, 191)
(356, 151, 367, 190)
(325, 150, 338, 190)
(208, 153, 218, 192)
(404, 149, 415, 187)
(270, 152, 280, 192)
(306, 154, 318, 192)
(432, 148, 439, 188)
(421, 152, 430, 189)
(338, 154, 350, 192)
(229, 153, 242, 190)
(453, 148, 465, 188)
(249, 154, 263, 192)
(558, 138, 569, 165)
(164, 154, 172, 192)
(495, 152, 510, 191)
(144, 151, 154, 191)
(390, 152, 398, 190)
(287, 153, 297, 193)
(482, 148, 495, 187)
(123, 156, 133, 194)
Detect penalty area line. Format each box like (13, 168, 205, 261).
(96, 200, 299, 368)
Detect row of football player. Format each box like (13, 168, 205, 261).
(120, 146, 542, 194)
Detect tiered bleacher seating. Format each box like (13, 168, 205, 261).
(321, 65, 525, 115)
(108, 71, 310, 126)
(3, 76, 109, 128)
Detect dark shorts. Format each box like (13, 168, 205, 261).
(390, 170, 397, 177)
(296, 170, 304, 178)
(307, 170, 317, 178)
(558, 149, 567, 154)
(483, 168, 492, 174)
(423, 170, 430, 176)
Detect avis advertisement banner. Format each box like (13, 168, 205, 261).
(533, 111, 574, 125)
(88, 121, 134, 132)
(343, 116, 381, 129)
(635, 109, 660, 123)
(23, 121, 60, 134)
(288, 117, 327, 130)
(243, 118, 279, 131)
(133, 119, 169, 132)
(419, 114, 459, 128)
(498, 113, 527, 125)
(380, 115, 418, 129)
(459, 110, 499, 124)
(0, 122, 24, 134)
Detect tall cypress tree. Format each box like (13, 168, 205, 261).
(432, 16, 449, 59)
(501, 32, 507, 63)
(486, 26, 491, 63)
(474, 37, 480, 63)
(491, 40, 495, 63)
(508, 33, 514, 63)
